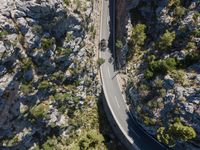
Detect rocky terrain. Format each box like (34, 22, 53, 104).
(117, 0, 200, 149)
(0, 0, 123, 149)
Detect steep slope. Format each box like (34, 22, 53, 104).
(120, 0, 200, 149)
(0, 0, 122, 149)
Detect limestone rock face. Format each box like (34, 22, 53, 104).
(126, 0, 200, 148)
(0, 0, 100, 149)
(15, 0, 63, 19)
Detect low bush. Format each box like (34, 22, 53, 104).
(30, 102, 49, 119)
(97, 58, 105, 66)
(131, 24, 147, 47)
(169, 70, 185, 85)
(179, 52, 200, 67)
(174, 6, 186, 18)
(157, 30, 176, 51)
(41, 37, 54, 50)
(20, 84, 33, 95)
(145, 57, 177, 79)
(157, 121, 196, 146)
(38, 80, 51, 90)
(144, 116, 156, 126)
(0, 30, 9, 38)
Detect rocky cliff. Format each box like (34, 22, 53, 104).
(115, 0, 139, 68)
(125, 0, 200, 149)
(0, 0, 108, 149)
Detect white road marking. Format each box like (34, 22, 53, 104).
(116, 75, 129, 109)
(122, 95, 127, 103)
(115, 96, 120, 108)
(99, 1, 140, 148)
(107, 67, 111, 78)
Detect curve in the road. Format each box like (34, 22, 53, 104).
(99, 0, 169, 150)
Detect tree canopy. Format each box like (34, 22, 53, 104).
(157, 121, 196, 146)
(131, 24, 147, 47)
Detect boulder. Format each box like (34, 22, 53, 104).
(0, 74, 14, 96)
(15, 0, 62, 19)
(0, 41, 6, 55)
(181, 102, 195, 114)
(0, 65, 7, 76)
(195, 75, 200, 84)
(163, 75, 174, 90)
(16, 17, 29, 34)
(11, 10, 26, 18)
(164, 93, 175, 103)
(175, 86, 185, 98)
(2, 21, 16, 33)
(25, 29, 40, 49)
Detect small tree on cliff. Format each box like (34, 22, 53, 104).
(131, 23, 147, 47)
(157, 30, 176, 51)
(157, 120, 196, 146)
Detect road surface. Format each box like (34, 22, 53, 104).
(99, 0, 168, 150)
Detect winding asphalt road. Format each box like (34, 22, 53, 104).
(99, 0, 168, 150)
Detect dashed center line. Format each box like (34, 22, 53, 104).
(114, 96, 120, 108)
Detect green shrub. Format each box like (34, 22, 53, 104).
(56, 47, 72, 56)
(179, 52, 200, 67)
(169, 122, 196, 141)
(20, 84, 33, 95)
(168, 0, 181, 7)
(65, 32, 73, 42)
(157, 127, 171, 145)
(0, 30, 9, 38)
(192, 29, 200, 37)
(97, 58, 105, 66)
(186, 42, 196, 50)
(157, 121, 196, 146)
(138, 83, 149, 91)
(22, 58, 32, 71)
(79, 130, 104, 150)
(154, 78, 163, 89)
(158, 30, 176, 51)
(169, 70, 185, 85)
(30, 102, 49, 118)
(41, 37, 54, 50)
(159, 88, 167, 97)
(144, 116, 156, 126)
(41, 137, 58, 150)
(116, 39, 123, 49)
(63, 0, 70, 5)
(174, 6, 186, 18)
(38, 80, 51, 90)
(146, 54, 156, 63)
(53, 92, 71, 101)
(144, 69, 154, 79)
(145, 57, 177, 79)
(131, 24, 147, 46)
(193, 12, 200, 21)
